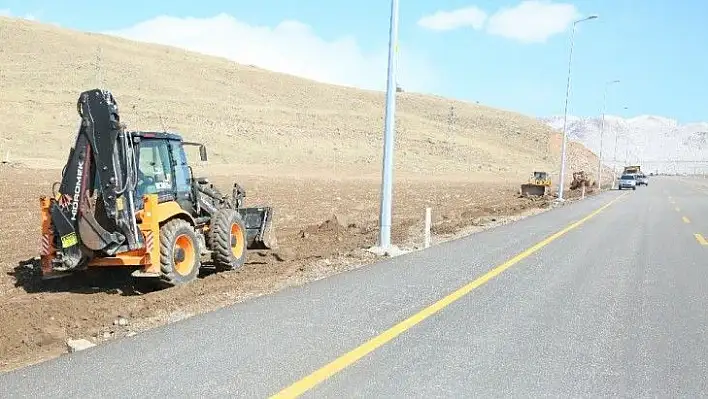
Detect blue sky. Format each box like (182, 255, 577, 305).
(1, 0, 706, 123)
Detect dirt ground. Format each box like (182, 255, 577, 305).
(0, 163, 594, 371)
(0, 15, 607, 373)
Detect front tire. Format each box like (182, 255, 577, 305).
(159, 219, 201, 286)
(209, 209, 247, 271)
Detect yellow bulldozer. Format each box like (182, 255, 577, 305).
(520, 171, 551, 197)
(38, 89, 277, 287)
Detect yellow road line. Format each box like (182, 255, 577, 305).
(683, 216, 691, 224)
(269, 192, 629, 398)
(696, 234, 708, 246)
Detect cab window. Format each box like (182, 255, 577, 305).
(169, 140, 192, 194)
(137, 139, 173, 198)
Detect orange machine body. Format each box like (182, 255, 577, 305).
(39, 194, 193, 276)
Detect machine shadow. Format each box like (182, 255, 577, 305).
(9, 257, 211, 296)
(9, 257, 269, 296)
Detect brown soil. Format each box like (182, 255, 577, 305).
(0, 15, 605, 371)
(0, 164, 593, 371)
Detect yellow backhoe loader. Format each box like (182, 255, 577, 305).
(39, 89, 277, 287)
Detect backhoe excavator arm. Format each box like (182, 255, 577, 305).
(48, 89, 143, 271)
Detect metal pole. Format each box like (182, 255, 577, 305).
(623, 129, 632, 166)
(598, 90, 607, 191)
(377, 0, 399, 249)
(612, 131, 619, 187)
(611, 106, 628, 188)
(557, 15, 597, 201)
(597, 80, 619, 191)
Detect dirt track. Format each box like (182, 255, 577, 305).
(0, 163, 595, 371)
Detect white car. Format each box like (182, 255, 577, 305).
(618, 174, 637, 190)
(636, 174, 649, 186)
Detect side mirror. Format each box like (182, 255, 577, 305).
(199, 145, 208, 162)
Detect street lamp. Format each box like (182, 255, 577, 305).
(557, 14, 598, 201)
(377, 0, 400, 250)
(624, 137, 630, 164)
(623, 125, 637, 165)
(611, 106, 629, 188)
(597, 79, 620, 191)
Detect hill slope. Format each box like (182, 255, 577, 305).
(0, 16, 600, 183)
(540, 115, 708, 175)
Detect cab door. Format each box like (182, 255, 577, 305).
(136, 138, 175, 203)
(168, 139, 196, 213)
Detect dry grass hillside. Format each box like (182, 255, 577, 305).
(0, 16, 612, 371)
(0, 16, 603, 183)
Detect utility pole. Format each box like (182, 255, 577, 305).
(611, 106, 629, 188)
(597, 79, 620, 191)
(377, 0, 400, 250)
(557, 15, 598, 201)
(624, 143, 629, 165)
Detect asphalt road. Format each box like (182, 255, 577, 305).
(2, 176, 707, 398)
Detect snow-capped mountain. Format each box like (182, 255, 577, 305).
(538, 115, 708, 174)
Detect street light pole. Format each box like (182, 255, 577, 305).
(377, 0, 400, 249)
(597, 79, 620, 191)
(611, 106, 629, 188)
(557, 15, 598, 201)
(624, 141, 629, 164)
(624, 127, 633, 165)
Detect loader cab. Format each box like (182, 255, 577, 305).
(132, 131, 206, 213)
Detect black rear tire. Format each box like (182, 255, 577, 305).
(158, 219, 201, 287)
(209, 209, 247, 271)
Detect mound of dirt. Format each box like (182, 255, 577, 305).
(300, 214, 358, 238)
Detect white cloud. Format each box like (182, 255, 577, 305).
(104, 13, 439, 93)
(418, 1, 584, 44)
(417, 7, 487, 31)
(486, 1, 582, 43)
(0, 9, 36, 20)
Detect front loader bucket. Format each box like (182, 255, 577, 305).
(520, 183, 546, 197)
(237, 206, 278, 250)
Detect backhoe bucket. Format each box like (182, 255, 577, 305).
(520, 183, 546, 197)
(237, 206, 278, 250)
